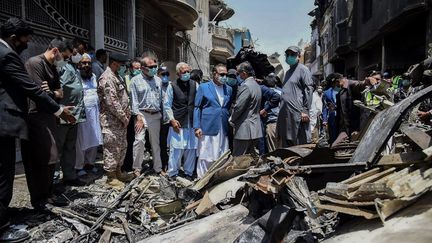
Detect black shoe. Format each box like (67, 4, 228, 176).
(0, 229, 30, 243)
(0, 220, 10, 232)
(46, 196, 69, 207)
(63, 178, 87, 187)
(83, 163, 95, 171)
(178, 170, 186, 178)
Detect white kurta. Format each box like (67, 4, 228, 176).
(197, 84, 229, 178)
(77, 77, 103, 150)
(168, 127, 197, 150)
(310, 91, 323, 132)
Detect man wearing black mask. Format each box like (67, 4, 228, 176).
(0, 18, 75, 242)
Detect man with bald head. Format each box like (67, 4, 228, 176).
(130, 56, 163, 176)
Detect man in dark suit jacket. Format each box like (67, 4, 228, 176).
(230, 62, 263, 156)
(0, 18, 75, 240)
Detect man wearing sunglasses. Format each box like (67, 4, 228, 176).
(130, 56, 164, 176)
(194, 64, 233, 178)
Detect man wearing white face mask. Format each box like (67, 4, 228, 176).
(70, 39, 87, 64)
(163, 62, 198, 180)
(71, 52, 83, 64)
(23, 37, 74, 209)
(130, 56, 164, 176)
(54, 44, 87, 187)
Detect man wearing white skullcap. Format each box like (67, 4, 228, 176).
(75, 53, 103, 177)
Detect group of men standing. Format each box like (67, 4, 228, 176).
(0, 18, 77, 241)
(0, 17, 318, 242)
(99, 44, 316, 185)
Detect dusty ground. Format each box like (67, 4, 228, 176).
(9, 161, 105, 210)
(10, 162, 31, 209)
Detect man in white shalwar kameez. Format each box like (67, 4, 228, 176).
(75, 54, 102, 175)
(194, 64, 233, 178)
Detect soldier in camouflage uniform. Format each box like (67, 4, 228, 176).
(98, 52, 134, 190)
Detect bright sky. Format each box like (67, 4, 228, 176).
(222, 0, 315, 70)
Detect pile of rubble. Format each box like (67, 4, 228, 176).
(12, 82, 432, 243)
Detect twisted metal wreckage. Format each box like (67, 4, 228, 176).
(15, 60, 432, 242)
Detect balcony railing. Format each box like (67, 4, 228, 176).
(210, 26, 234, 42)
(209, 25, 235, 56)
(212, 36, 235, 56)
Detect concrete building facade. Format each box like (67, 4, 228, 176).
(311, 0, 432, 79)
(0, 0, 198, 62)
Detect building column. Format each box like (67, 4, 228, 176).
(21, 0, 26, 19)
(127, 0, 136, 58)
(90, 0, 104, 50)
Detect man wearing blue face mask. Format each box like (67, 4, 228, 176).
(276, 46, 314, 147)
(159, 66, 171, 86)
(123, 59, 141, 172)
(194, 64, 233, 178)
(130, 56, 164, 176)
(163, 62, 198, 180)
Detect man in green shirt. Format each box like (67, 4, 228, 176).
(55, 45, 87, 186)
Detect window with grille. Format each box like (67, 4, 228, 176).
(104, 0, 127, 42)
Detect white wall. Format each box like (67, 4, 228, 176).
(187, 0, 211, 78)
